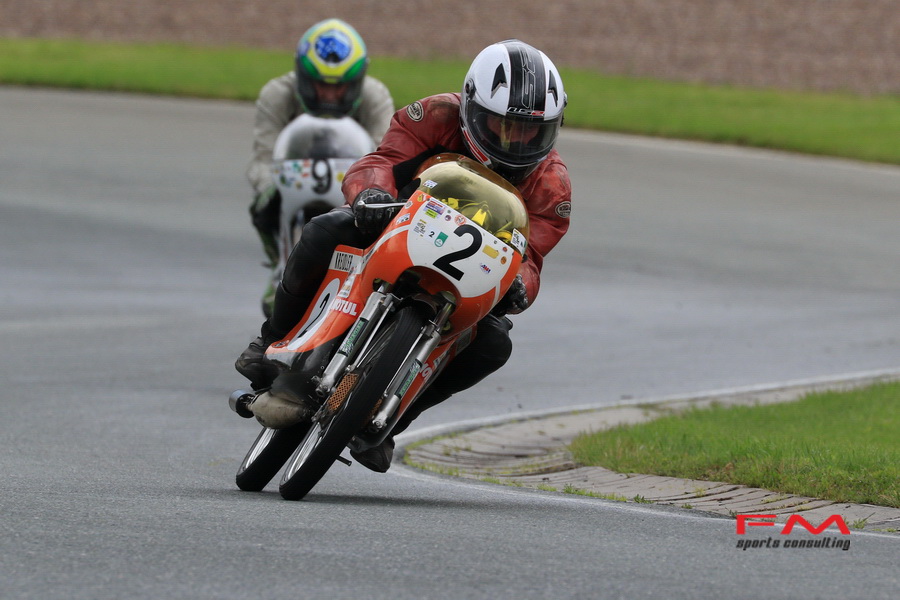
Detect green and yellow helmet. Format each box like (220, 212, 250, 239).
(294, 19, 369, 117)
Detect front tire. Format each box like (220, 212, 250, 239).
(278, 305, 427, 500)
(235, 421, 312, 492)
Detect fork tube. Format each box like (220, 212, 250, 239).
(315, 291, 392, 397)
(370, 300, 454, 429)
(370, 328, 441, 430)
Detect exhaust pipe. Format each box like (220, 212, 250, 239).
(228, 390, 256, 419)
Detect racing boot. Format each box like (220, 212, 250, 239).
(350, 436, 396, 473)
(350, 386, 452, 472)
(235, 283, 309, 389)
(234, 321, 283, 389)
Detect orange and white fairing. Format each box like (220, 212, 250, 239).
(266, 154, 529, 370)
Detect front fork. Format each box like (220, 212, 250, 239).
(312, 288, 394, 399)
(348, 295, 455, 452)
(370, 298, 453, 429)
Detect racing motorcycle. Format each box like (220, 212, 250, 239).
(229, 153, 529, 501)
(263, 114, 374, 314)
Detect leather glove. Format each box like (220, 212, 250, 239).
(353, 188, 398, 237)
(250, 185, 281, 234)
(492, 274, 529, 316)
(249, 186, 281, 266)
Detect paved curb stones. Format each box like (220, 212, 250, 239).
(403, 371, 900, 533)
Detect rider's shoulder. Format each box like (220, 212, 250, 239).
(545, 150, 569, 172)
(258, 72, 298, 111)
(536, 150, 570, 183)
(524, 152, 571, 204)
(260, 72, 295, 97)
(361, 75, 393, 104)
(361, 75, 390, 94)
(403, 93, 461, 125)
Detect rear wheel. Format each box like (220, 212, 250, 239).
(235, 421, 312, 492)
(278, 305, 427, 500)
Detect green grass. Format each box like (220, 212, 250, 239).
(2, 37, 899, 165)
(570, 381, 900, 508)
(562, 71, 900, 164)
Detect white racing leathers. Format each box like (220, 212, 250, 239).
(246, 71, 394, 196)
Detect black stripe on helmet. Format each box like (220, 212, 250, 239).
(491, 64, 508, 97)
(503, 40, 546, 114)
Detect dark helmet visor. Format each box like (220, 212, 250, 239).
(466, 104, 560, 168)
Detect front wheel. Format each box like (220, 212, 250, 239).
(235, 421, 312, 492)
(278, 305, 428, 500)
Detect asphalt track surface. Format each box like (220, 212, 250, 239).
(2, 87, 899, 599)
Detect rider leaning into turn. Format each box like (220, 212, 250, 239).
(246, 18, 394, 314)
(236, 39, 572, 473)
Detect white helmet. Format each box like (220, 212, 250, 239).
(460, 40, 566, 183)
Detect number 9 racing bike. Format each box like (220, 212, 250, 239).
(229, 153, 529, 501)
(262, 114, 374, 315)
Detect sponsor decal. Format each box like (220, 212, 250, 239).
(434, 232, 448, 247)
(421, 354, 447, 380)
(507, 107, 545, 117)
(482, 245, 499, 259)
(397, 213, 411, 225)
(413, 219, 427, 235)
(424, 200, 445, 217)
(480, 264, 492, 274)
(454, 214, 467, 226)
(331, 298, 359, 316)
(396, 360, 422, 398)
(555, 200, 572, 219)
(444, 213, 452, 221)
(510, 229, 527, 254)
(406, 101, 425, 122)
(329, 251, 357, 272)
(423, 179, 438, 189)
(337, 273, 356, 298)
(338, 318, 367, 355)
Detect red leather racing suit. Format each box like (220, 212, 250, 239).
(342, 93, 572, 310)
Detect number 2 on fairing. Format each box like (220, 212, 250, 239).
(432, 224, 482, 280)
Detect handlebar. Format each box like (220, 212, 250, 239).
(360, 202, 407, 209)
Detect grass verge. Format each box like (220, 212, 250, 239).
(570, 381, 900, 508)
(2, 37, 899, 165)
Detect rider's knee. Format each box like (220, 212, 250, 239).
(302, 207, 359, 250)
(282, 207, 362, 294)
(475, 314, 513, 369)
(431, 314, 513, 397)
